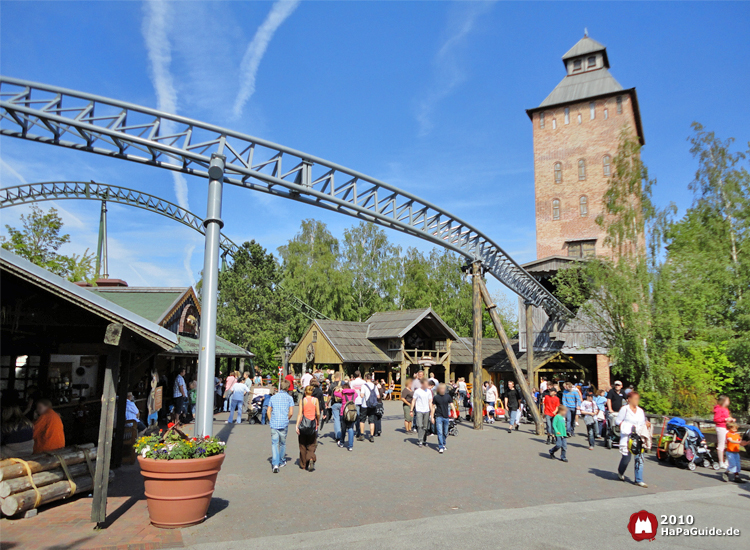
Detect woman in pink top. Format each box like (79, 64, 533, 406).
(713, 395, 735, 469)
(296, 385, 320, 471)
(337, 383, 357, 451)
(223, 372, 237, 412)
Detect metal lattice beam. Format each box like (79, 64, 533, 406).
(0, 181, 330, 322)
(0, 76, 571, 319)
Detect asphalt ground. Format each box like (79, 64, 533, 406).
(175, 401, 750, 549)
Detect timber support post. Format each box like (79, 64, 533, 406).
(525, 300, 535, 390)
(91, 343, 121, 525)
(471, 261, 483, 430)
(479, 280, 544, 435)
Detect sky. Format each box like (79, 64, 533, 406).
(1, 1, 749, 302)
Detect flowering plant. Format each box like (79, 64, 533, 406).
(134, 422, 225, 460)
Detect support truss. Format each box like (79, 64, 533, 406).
(0, 76, 571, 320)
(0, 181, 330, 322)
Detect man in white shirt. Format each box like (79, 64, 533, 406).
(126, 392, 147, 432)
(540, 377, 548, 393)
(411, 371, 424, 392)
(172, 368, 187, 423)
(350, 370, 365, 438)
(300, 370, 313, 390)
(359, 373, 379, 442)
(410, 379, 433, 447)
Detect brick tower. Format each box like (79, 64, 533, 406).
(526, 34, 644, 260)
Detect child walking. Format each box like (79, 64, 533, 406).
(549, 405, 568, 462)
(722, 422, 747, 483)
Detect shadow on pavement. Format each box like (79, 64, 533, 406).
(588, 467, 622, 481)
(206, 498, 229, 520)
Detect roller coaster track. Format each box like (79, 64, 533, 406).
(0, 76, 571, 320)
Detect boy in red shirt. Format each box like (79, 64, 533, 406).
(543, 389, 560, 445)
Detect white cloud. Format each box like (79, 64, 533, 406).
(183, 243, 196, 285)
(232, 0, 300, 119)
(0, 158, 28, 185)
(416, 2, 494, 136)
(142, 0, 190, 212)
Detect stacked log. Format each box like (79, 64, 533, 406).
(0, 444, 102, 517)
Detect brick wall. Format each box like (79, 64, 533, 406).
(596, 353, 611, 389)
(531, 93, 639, 259)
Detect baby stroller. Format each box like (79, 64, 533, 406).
(246, 394, 265, 424)
(657, 417, 720, 471)
(604, 411, 621, 449)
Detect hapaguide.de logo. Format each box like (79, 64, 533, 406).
(627, 510, 658, 542)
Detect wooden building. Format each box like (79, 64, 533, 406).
(289, 307, 583, 387)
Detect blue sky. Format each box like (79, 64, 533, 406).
(1, 1, 749, 301)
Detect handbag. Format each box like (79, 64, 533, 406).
(298, 398, 317, 436)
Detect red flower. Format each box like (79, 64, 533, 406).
(204, 435, 210, 440)
(168, 422, 175, 428)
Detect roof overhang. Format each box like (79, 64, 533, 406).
(1, 250, 177, 350)
(526, 87, 644, 145)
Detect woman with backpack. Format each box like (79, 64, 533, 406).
(296, 385, 320, 472)
(329, 372, 343, 445)
(336, 382, 358, 451)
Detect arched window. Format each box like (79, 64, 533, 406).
(579, 195, 588, 217)
(564, 108, 570, 125)
(577, 112, 582, 125)
(540, 112, 545, 129)
(552, 118, 557, 129)
(578, 159, 586, 180)
(552, 199, 560, 220)
(603, 154, 611, 176)
(604, 108, 608, 120)
(590, 102, 595, 120)
(616, 95, 623, 114)
(554, 162, 562, 184)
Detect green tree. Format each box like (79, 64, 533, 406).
(278, 219, 354, 336)
(1, 204, 95, 282)
(216, 240, 291, 371)
(342, 222, 401, 321)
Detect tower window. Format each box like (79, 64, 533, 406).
(590, 102, 595, 120)
(587, 56, 596, 68)
(604, 108, 608, 120)
(577, 113, 582, 125)
(554, 162, 562, 184)
(540, 112, 545, 129)
(312, 330, 317, 343)
(616, 95, 623, 114)
(579, 195, 588, 217)
(568, 240, 596, 258)
(573, 59, 582, 72)
(578, 159, 586, 180)
(564, 108, 570, 124)
(552, 118, 557, 129)
(603, 154, 611, 176)
(552, 199, 560, 220)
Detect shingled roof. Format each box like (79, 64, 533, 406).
(316, 320, 391, 363)
(537, 69, 624, 109)
(88, 287, 188, 324)
(562, 36, 608, 65)
(451, 337, 513, 366)
(365, 308, 458, 340)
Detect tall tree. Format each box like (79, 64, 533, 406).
(216, 240, 290, 372)
(1, 205, 95, 282)
(342, 222, 401, 321)
(278, 219, 354, 336)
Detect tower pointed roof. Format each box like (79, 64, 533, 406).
(562, 36, 609, 67)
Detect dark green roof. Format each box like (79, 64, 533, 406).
(88, 287, 185, 324)
(165, 334, 254, 358)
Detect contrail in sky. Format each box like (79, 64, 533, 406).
(142, 0, 190, 211)
(232, 0, 300, 119)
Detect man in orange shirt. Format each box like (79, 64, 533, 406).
(33, 399, 65, 453)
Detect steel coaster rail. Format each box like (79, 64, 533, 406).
(0, 181, 331, 322)
(0, 76, 571, 320)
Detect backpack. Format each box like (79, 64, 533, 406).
(343, 401, 358, 423)
(364, 382, 378, 408)
(331, 381, 342, 404)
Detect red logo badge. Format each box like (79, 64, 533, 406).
(627, 510, 658, 541)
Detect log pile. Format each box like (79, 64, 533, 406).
(0, 444, 108, 517)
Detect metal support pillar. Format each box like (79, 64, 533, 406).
(195, 153, 225, 438)
(471, 261, 483, 430)
(479, 279, 543, 435)
(525, 300, 534, 390)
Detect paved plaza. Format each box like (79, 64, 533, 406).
(2, 401, 748, 550)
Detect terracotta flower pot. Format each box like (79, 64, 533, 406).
(138, 454, 225, 528)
